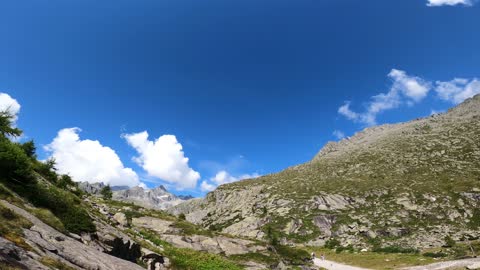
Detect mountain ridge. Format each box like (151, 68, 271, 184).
(168, 94, 480, 250)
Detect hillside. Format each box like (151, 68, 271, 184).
(0, 110, 315, 269)
(169, 94, 480, 251)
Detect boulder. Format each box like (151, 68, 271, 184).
(113, 212, 129, 226)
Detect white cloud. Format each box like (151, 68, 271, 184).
(0, 93, 21, 124)
(427, 0, 473, 6)
(123, 131, 200, 190)
(200, 170, 260, 192)
(332, 130, 346, 140)
(388, 69, 431, 102)
(200, 181, 216, 192)
(45, 128, 141, 187)
(338, 69, 431, 126)
(435, 78, 480, 104)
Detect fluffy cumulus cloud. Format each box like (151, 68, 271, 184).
(0, 92, 21, 123)
(45, 128, 141, 187)
(427, 0, 473, 6)
(123, 131, 200, 190)
(338, 69, 431, 126)
(200, 170, 260, 192)
(435, 78, 480, 104)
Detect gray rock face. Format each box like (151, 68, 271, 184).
(78, 181, 106, 195)
(0, 200, 144, 270)
(312, 215, 336, 237)
(167, 94, 480, 249)
(132, 216, 266, 256)
(113, 186, 190, 210)
(159, 234, 266, 256)
(0, 236, 50, 270)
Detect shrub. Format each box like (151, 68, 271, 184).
(32, 159, 58, 183)
(275, 245, 311, 265)
(336, 245, 355, 253)
(423, 252, 447, 258)
(373, 245, 419, 254)
(444, 235, 456, 247)
(0, 137, 33, 183)
(56, 175, 76, 190)
(178, 213, 186, 220)
(101, 185, 113, 200)
(325, 238, 341, 249)
(29, 185, 95, 233)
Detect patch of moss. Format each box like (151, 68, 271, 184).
(39, 257, 77, 270)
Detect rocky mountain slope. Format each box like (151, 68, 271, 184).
(79, 182, 193, 210)
(0, 110, 314, 269)
(112, 186, 192, 210)
(168, 94, 480, 251)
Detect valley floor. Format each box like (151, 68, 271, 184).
(314, 258, 370, 270)
(314, 257, 480, 270)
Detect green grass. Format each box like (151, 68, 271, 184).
(39, 257, 77, 270)
(136, 230, 243, 270)
(30, 208, 66, 233)
(172, 219, 214, 237)
(229, 252, 278, 265)
(0, 202, 33, 251)
(308, 247, 437, 270)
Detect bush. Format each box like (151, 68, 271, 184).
(32, 159, 58, 183)
(373, 245, 419, 254)
(275, 245, 311, 265)
(0, 137, 33, 183)
(444, 235, 456, 247)
(325, 238, 341, 249)
(336, 245, 355, 253)
(29, 185, 95, 234)
(423, 252, 447, 258)
(101, 185, 112, 200)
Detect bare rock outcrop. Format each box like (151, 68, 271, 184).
(1, 200, 144, 270)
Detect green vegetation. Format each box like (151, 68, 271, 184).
(101, 185, 113, 200)
(0, 111, 95, 234)
(308, 247, 437, 270)
(372, 245, 419, 254)
(275, 244, 311, 265)
(172, 219, 214, 236)
(422, 251, 447, 258)
(30, 208, 66, 233)
(39, 257, 77, 270)
(0, 202, 32, 250)
(228, 252, 278, 265)
(444, 235, 456, 247)
(137, 230, 243, 270)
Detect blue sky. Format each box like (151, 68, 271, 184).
(0, 0, 479, 196)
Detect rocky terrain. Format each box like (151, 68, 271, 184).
(112, 185, 192, 210)
(1, 185, 314, 269)
(79, 182, 194, 210)
(0, 110, 314, 269)
(168, 94, 480, 251)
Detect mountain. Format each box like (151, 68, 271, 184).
(112, 185, 192, 210)
(168, 94, 480, 250)
(78, 181, 106, 195)
(78, 182, 129, 194)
